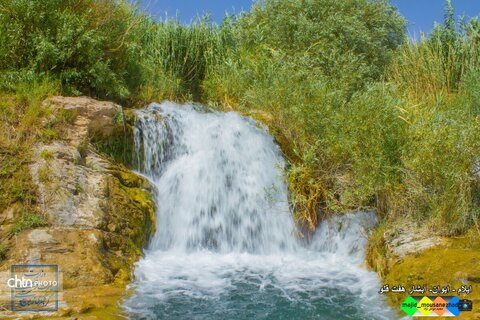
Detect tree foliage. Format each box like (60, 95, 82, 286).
(240, 0, 405, 87)
(0, 0, 144, 99)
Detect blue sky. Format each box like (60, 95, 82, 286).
(139, 0, 252, 23)
(140, 0, 480, 36)
(391, 0, 480, 39)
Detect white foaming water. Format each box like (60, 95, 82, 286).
(123, 102, 398, 320)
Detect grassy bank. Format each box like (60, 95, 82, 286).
(0, 81, 59, 257)
(0, 0, 479, 238)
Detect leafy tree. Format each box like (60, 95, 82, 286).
(237, 0, 405, 90)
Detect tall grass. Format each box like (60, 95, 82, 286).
(382, 10, 480, 233)
(136, 16, 229, 103)
(0, 0, 478, 236)
(389, 14, 480, 101)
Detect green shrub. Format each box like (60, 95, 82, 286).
(0, 0, 145, 100)
(237, 0, 405, 89)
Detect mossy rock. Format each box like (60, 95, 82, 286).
(103, 169, 156, 253)
(108, 164, 150, 189)
(368, 228, 480, 319)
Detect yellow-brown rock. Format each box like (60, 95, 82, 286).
(0, 97, 155, 319)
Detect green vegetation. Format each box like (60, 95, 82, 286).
(10, 212, 48, 235)
(40, 149, 54, 160)
(0, 80, 58, 234)
(0, 0, 479, 237)
(0, 244, 6, 261)
(137, 16, 227, 102)
(204, 0, 480, 235)
(0, 0, 143, 99)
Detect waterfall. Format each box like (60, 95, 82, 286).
(123, 102, 398, 320)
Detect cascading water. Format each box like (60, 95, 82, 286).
(123, 102, 398, 319)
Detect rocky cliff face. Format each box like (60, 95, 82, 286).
(0, 97, 155, 318)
